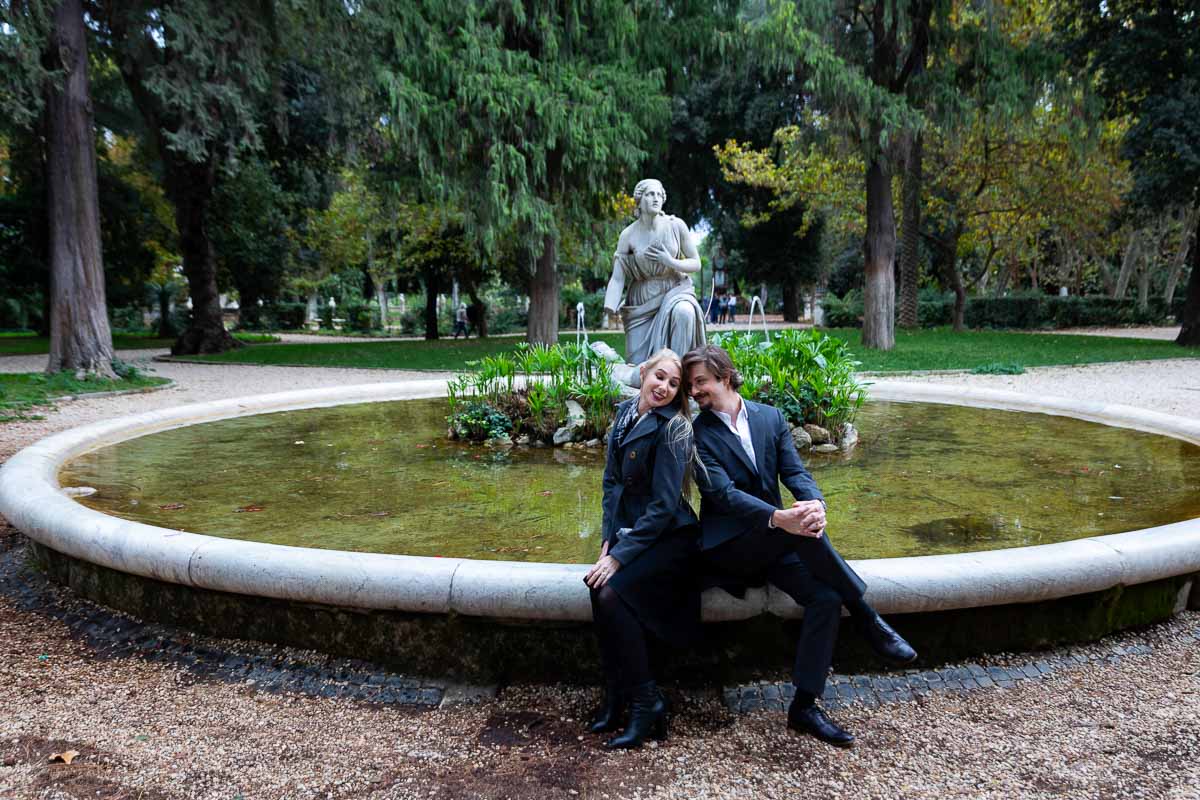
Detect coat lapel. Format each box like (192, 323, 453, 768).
(746, 401, 773, 492)
(621, 405, 663, 446)
(701, 409, 758, 477)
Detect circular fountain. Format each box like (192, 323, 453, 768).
(3, 379, 1199, 681)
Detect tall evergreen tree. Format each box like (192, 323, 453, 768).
(2, 0, 116, 375)
(749, 0, 935, 350)
(1061, 0, 1200, 347)
(373, 0, 670, 345)
(96, 0, 363, 354)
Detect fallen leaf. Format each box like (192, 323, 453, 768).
(368, 511, 391, 517)
(48, 750, 79, 765)
(415, 444, 429, 449)
(293, 440, 304, 445)
(158, 503, 185, 511)
(235, 504, 265, 513)
(539, 490, 553, 496)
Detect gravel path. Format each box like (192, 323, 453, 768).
(1, 356, 1199, 799)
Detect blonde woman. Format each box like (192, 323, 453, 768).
(583, 348, 699, 749)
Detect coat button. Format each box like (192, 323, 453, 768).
(629, 450, 636, 459)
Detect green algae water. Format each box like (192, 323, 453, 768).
(59, 399, 1200, 562)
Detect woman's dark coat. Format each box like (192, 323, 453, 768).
(599, 397, 700, 645)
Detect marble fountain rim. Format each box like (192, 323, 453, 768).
(1, 379, 1198, 623)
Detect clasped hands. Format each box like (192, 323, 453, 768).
(584, 541, 621, 589)
(771, 500, 826, 538)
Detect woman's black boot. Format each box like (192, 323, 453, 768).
(587, 680, 626, 734)
(604, 681, 667, 749)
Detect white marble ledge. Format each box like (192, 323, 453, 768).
(1, 381, 1198, 623)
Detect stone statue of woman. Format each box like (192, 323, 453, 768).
(602, 179, 707, 376)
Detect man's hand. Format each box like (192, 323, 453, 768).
(771, 500, 826, 538)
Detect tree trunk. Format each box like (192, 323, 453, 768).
(861, 153, 896, 349)
(527, 232, 559, 346)
(157, 291, 174, 338)
(1177, 220, 1200, 347)
(898, 131, 922, 328)
(166, 158, 241, 355)
(931, 227, 966, 332)
(1113, 230, 1140, 299)
(781, 282, 804, 322)
(1136, 256, 1151, 312)
(468, 290, 488, 338)
(993, 254, 1014, 297)
(423, 271, 440, 340)
(236, 281, 262, 329)
(1165, 204, 1198, 305)
(43, 0, 116, 378)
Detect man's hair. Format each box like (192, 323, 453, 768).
(681, 344, 743, 390)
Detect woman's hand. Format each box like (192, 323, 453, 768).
(584, 554, 622, 589)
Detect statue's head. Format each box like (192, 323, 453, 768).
(632, 179, 666, 219)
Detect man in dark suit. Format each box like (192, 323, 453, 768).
(682, 344, 916, 747)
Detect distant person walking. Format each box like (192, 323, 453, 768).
(727, 294, 738, 324)
(453, 302, 470, 339)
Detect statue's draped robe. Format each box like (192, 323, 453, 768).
(615, 215, 707, 365)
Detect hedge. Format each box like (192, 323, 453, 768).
(822, 293, 1184, 330)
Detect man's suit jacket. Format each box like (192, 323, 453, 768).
(601, 398, 698, 567)
(693, 399, 865, 596)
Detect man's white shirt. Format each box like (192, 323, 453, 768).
(711, 398, 757, 471)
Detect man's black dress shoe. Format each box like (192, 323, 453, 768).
(787, 703, 855, 748)
(857, 612, 918, 665)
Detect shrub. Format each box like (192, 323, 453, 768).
(822, 291, 1180, 330)
(711, 328, 868, 440)
(269, 302, 308, 330)
(488, 306, 526, 335)
(560, 286, 606, 329)
(821, 290, 862, 328)
(343, 303, 377, 332)
(109, 306, 148, 333)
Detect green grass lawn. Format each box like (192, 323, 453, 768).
(0, 331, 276, 356)
(839, 327, 1193, 372)
(0, 371, 171, 422)
(181, 332, 627, 371)
(173, 327, 1195, 372)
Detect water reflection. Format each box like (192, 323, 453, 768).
(60, 399, 1200, 563)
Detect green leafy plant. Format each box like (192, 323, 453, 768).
(712, 329, 869, 440)
(447, 342, 622, 445)
(448, 401, 513, 442)
(971, 362, 1026, 375)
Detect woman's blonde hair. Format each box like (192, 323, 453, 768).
(640, 348, 696, 499)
